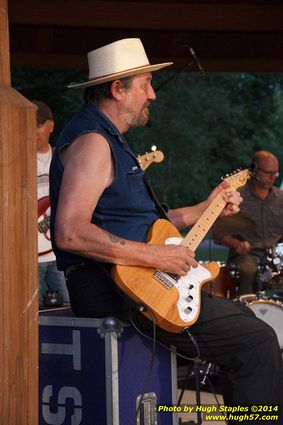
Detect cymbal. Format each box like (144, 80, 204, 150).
(212, 214, 256, 237)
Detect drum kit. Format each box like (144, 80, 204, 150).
(205, 215, 283, 349)
(245, 242, 283, 349)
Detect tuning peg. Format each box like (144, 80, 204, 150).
(151, 145, 157, 152)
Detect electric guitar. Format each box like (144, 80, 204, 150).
(37, 149, 164, 256)
(112, 169, 251, 333)
(38, 195, 52, 256)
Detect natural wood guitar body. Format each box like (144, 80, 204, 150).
(112, 219, 219, 333)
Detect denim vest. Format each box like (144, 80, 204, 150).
(50, 105, 162, 270)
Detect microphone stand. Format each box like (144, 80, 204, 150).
(154, 45, 206, 93)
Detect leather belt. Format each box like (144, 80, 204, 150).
(64, 262, 87, 278)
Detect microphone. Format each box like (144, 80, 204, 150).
(189, 47, 206, 77)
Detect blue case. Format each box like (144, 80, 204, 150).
(39, 308, 178, 425)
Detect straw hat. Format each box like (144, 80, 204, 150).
(68, 38, 173, 89)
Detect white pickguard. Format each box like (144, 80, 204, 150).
(165, 237, 212, 323)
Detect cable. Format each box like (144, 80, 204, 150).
(184, 328, 201, 360)
(130, 311, 223, 423)
(130, 313, 201, 363)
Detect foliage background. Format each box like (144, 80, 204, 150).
(12, 69, 283, 210)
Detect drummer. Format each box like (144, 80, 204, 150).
(212, 150, 283, 295)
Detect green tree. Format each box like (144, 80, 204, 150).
(12, 69, 283, 207)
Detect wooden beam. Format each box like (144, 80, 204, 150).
(9, 25, 283, 57)
(11, 52, 88, 70)
(0, 88, 38, 425)
(8, 0, 283, 31)
(9, 26, 283, 72)
(10, 52, 283, 72)
(0, 1, 38, 424)
(0, 0, 10, 84)
(189, 58, 283, 72)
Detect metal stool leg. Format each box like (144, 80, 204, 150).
(193, 362, 202, 425)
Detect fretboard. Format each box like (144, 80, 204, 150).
(181, 192, 226, 252)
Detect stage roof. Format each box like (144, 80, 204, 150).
(8, 0, 283, 72)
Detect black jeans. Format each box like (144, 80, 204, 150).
(134, 297, 282, 417)
(66, 262, 282, 423)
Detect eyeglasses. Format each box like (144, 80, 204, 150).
(258, 168, 279, 177)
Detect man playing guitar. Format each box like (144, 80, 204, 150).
(49, 39, 282, 421)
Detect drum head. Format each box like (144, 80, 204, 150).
(248, 300, 283, 348)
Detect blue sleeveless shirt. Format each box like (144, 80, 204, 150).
(49, 105, 162, 270)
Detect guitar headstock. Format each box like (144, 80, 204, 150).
(137, 147, 164, 171)
(222, 169, 251, 189)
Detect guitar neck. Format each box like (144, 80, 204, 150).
(181, 191, 226, 252)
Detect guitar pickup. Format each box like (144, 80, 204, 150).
(153, 271, 178, 289)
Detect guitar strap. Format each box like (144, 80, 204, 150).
(143, 175, 170, 220)
(123, 141, 168, 219)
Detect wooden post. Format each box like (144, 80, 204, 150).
(0, 1, 38, 424)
